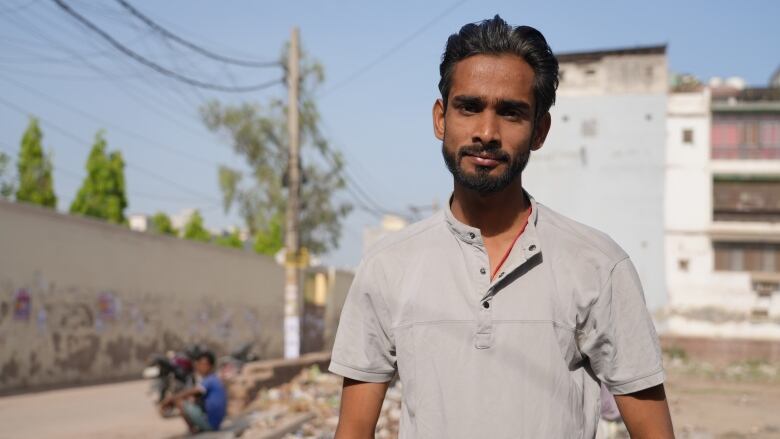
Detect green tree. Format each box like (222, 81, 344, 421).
(70, 131, 127, 224)
(182, 210, 211, 242)
(150, 211, 177, 236)
(253, 213, 284, 256)
(0, 152, 15, 199)
(215, 229, 243, 249)
(201, 42, 351, 256)
(15, 118, 56, 207)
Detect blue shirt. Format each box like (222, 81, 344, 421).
(200, 373, 227, 430)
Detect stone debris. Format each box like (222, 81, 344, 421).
(239, 365, 402, 439)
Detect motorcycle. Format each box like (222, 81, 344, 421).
(217, 342, 259, 382)
(142, 344, 205, 417)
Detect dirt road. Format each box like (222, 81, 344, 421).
(2, 367, 779, 438)
(0, 380, 188, 439)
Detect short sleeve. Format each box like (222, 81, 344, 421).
(328, 258, 396, 383)
(578, 257, 665, 395)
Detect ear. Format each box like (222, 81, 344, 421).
(433, 99, 446, 141)
(531, 112, 552, 151)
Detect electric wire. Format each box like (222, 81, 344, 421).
(0, 74, 218, 168)
(0, 142, 218, 208)
(320, 0, 469, 97)
(115, 0, 280, 68)
(0, 96, 222, 204)
(51, 0, 283, 93)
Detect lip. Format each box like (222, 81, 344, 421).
(464, 153, 503, 167)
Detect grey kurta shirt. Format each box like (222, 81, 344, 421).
(329, 196, 664, 438)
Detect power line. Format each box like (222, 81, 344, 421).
(51, 0, 283, 93)
(0, 142, 218, 208)
(0, 9, 213, 140)
(320, 0, 469, 97)
(115, 0, 280, 69)
(0, 96, 222, 204)
(0, 74, 218, 168)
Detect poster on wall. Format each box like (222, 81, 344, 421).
(13, 288, 31, 321)
(97, 291, 119, 321)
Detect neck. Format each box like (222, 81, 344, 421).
(450, 179, 529, 238)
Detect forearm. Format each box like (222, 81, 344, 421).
(614, 384, 675, 439)
(170, 387, 201, 403)
(334, 378, 389, 439)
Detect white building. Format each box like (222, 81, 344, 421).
(665, 79, 780, 338)
(128, 213, 150, 232)
(524, 45, 669, 311)
(363, 214, 409, 254)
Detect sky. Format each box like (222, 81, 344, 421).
(1, 0, 778, 268)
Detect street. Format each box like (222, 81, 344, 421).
(0, 380, 188, 439)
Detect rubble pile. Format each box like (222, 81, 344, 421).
(239, 366, 402, 439)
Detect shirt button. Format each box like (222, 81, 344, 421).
(479, 267, 486, 275)
(482, 301, 490, 309)
(529, 244, 537, 251)
(468, 232, 475, 239)
(498, 272, 505, 278)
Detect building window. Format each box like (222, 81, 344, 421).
(678, 259, 689, 272)
(713, 177, 780, 222)
(714, 242, 780, 273)
(712, 115, 780, 159)
(682, 128, 694, 144)
(581, 119, 598, 137)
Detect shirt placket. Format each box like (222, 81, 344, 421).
(475, 220, 541, 350)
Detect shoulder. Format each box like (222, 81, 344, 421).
(363, 212, 445, 264)
(534, 201, 628, 267)
(202, 373, 222, 389)
(351, 212, 445, 287)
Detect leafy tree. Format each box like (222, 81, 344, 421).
(150, 211, 177, 236)
(182, 210, 211, 242)
(215, 229, 243, 249)
(70, 131, 127, 224)
(201, 42, 352, 256)
(253, 212, 284, 256)
(0, 152, 15, 199)
(15, 118, 56, 207)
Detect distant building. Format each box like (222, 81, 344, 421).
(171, 208, 196, 232)
(128, 213, 150, 232)
(524, 45, 668, 311)
(363, 214, 409, 254)
(665, 78, 780, 337)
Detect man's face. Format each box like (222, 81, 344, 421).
(433, 54, 550, 194)
(195, 357, 212, 376)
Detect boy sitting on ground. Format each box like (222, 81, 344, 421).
(160, 350, 227, 433)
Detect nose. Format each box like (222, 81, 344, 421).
(472, 111, 500, 145)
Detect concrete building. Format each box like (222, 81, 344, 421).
(524, 45, 669, 311)
(363, 214, 409, 254)
(127, 213, 149, 232)
(665, 78, 780, 338)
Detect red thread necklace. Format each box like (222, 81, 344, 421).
(491, 205, 532, 280)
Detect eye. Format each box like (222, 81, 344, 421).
(458, 103, 479, 114)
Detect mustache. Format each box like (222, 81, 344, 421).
(457, 143, 510, 162)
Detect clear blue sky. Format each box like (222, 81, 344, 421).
(1, 0, 778, 267)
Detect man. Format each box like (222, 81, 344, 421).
(329, 15, 675, 439)
(160, 350, 227, 434)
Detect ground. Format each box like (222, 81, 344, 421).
(1, 362, 779, 438)
(0, 380, 188, 439)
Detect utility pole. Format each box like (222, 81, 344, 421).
(283, 26, 301, 359)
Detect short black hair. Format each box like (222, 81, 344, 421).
(195, 350, 215, 366)
(438, 15, 559, 123)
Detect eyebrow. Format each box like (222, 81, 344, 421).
(451, 95, 485, 108)
(451, 95, 531, 113)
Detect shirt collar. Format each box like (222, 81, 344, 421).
(444, 191, 542, 282)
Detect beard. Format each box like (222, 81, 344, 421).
(442, 139, 530, 194)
